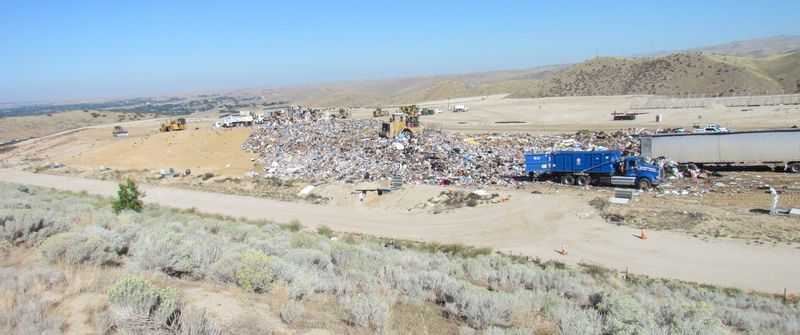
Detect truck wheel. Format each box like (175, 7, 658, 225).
(636, 178, 652, 190)
(789, 162, 800, 173)
(575, 175, 588, 186)
(561, 175, 575, 185)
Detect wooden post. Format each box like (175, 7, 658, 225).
(625, 267, 629, 283)
(782, 288, 787, 305)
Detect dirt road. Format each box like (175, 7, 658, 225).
(3, 168, 798, 294)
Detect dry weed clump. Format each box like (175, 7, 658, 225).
(1, 182, 800, 334)
(279, 301, 304, 326)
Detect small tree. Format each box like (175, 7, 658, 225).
(113, 179, 144, 214)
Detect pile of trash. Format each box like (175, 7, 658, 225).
(242, 116, 642, 187)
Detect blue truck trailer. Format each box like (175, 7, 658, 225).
(525, 150, 662, 189)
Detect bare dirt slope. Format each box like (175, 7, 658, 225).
(3, 168, 798, 294)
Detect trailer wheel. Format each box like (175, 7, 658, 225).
(789, 162, 800, 174)
(636, 178, 652, 190)
(575, 175, 589, 186)
(561, 174, 575, 185)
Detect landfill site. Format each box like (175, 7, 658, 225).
(1, 93, 800, 293)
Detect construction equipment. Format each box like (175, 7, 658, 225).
(112, 126, 129, 137)
(379, 108, 423, 139)
(399, 105, 419, 115)
(159, 118, 187, 132)
(453, 105, 469, 113)
(372, 108, 388, 117)
(525, 150, 662, 189)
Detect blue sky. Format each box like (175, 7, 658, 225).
(1, 1, 798, 102)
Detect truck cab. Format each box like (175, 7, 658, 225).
(621, 156, 661, 189)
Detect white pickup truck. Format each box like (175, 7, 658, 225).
(692, 124, 729, 133)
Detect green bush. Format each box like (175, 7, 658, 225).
(40, 232, 119, 266)
(235, 252, 276, 293)
(112, 179, 143, 214)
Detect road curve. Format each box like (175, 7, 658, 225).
(1, 168, 798, 294)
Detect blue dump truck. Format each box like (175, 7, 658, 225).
(525, 150, 662, 189)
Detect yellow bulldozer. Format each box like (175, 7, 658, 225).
(372, 108, 389, 117)
(379, 108, 423, 139)
(159, 118, 187, 132)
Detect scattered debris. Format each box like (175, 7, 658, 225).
(243, 115, 644, 187)
(610, 188, 635, 204)
(297, 185, 316, 198)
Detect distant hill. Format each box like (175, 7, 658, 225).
(509, 51, 800, 98)
(686, 35, 800, 57)
(642, 35, 800, 57)
(245, 64, 566, 107)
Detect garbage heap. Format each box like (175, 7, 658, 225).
(243, 117, 641, 187)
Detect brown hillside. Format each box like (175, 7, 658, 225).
(512, 52, 797, 98)
(0, 110, 154, 142)
(751, 52, 800, 93)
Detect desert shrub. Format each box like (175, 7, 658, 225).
(653, 301, 726, 334)
(0, 208, 70, 246)
(284, 247, 332, 271)
(549, 304, 602, 335)
(176, 306, 222, 335)
(279, 302, 304, 326)
(414, 270, 465, 304)
(0, 265, 64, 334)
(481, 327, 531, 335)
(287, 270, 319, 301)
(284, 219, 303, 232)
(112, 179, 144, 214)
(207, 254, 240, 285)
(594, 289, 652, 335)
(39, 232, 119, 266)
(345, 293, 389, 333)
(201, 172, 214, 181)
(131, 231, 196, 277)
(316, 225, 333, 237)
(444, 289, 515, 329)
(235, 251, 276, 293)
(106, 275, 180, 330)
(0, 292, 64, 335)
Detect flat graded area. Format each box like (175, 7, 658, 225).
(3, 168, 798, 294)
(64, 126, 257, 175)
(393, 95, 800, 133)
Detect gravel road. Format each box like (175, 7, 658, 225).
(3, 168, 797, 294)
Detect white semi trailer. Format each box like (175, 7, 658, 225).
(640, 129, 800, 173)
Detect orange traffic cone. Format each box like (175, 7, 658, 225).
(560, 243, 568, 255)
(640, 226, 648, 240)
